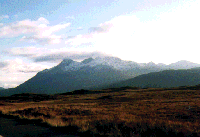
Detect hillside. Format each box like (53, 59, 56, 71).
(107, 68, 200, 88)
(1, 58, 132, 96)
(11, 66, 127, 95)
(0, 87, 4, 91)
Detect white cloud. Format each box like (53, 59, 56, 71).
(65, 34, 95, 46)
(2, 58, 50, 73)
(3, 83, 18, 89)
(64, 0, 200, 64)
(4, 46, 106, 63)
(33, 50, 107, 62)
(4, 46, 47, 57)
(0, 61, 8, 68)
(77, 27, 83, 30)
(37, 23, 70, 37)
(0, 58, 52, 88)
(0, 15, 9, 20)
(0, 17, 70, 44)
(3, 15, 9, 19)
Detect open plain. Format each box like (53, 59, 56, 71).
(0, 86, 200, 137)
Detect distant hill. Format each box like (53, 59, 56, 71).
(106, 68, 200, 89)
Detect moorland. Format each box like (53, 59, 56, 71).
(0, 86, 200, 136)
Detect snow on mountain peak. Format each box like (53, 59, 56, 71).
(44, 57, 200, 74)
(60, 58, 74, 66)
(81, 57, 94, 64)
(56, 56, 139, 71)
(169, 60, 200, 69)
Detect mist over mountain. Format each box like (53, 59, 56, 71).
(167, 60, 200, 69)
(1, 56, 200, 96)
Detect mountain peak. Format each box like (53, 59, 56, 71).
(81, 57, 94, 64)
(176, 60, 193, 63)
(59, 58, 74, 67)
(169, 60, 200, 69)
(170, 60, 195, 65)
(147, 61, 156, 65)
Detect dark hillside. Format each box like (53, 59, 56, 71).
(0, 87, 4, 91)
(107, 68, 200, 88)
(1, 65, 129, 96)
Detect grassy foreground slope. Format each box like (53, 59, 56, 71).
(0, 87, 200, 136)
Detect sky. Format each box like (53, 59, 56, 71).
(0, 0, 200, 88)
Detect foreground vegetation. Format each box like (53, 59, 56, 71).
(0, 86, 200, 136)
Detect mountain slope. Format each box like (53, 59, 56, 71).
(16, 66, 127, 94)
(107, 68, 200, 88)
(0, 87, 4, 91)
(4, 58, 131, 95)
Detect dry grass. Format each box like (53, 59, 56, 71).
(0, 88, 200, 136)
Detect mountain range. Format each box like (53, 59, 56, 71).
(1, 56, 200, 96)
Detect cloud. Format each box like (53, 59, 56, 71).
(0, 15, 9, 20)
(0, 62, 8, 69)
(2, 83, 18, 89)
(2, 47, 44, 58)
(0, 57, 52, 88)
(21, 35, 63, 44)
(33, 51, 107, 62)
(88, 23, 113, 33)
(64, 0, 200, 64)
(2, 0, 200, 65)
(1, 58, 50, 73)
(77, 27, 83, 30)
(0, 18, 40, 37)
(65, 34, 95, 46)
(0, 17, 70, 44)
(88, 27, 104, 33)
(4, 46, 108, 63)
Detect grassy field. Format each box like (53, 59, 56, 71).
(0, 87, 200, 136)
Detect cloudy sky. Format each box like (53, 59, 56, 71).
(0, 0, 200, 88)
